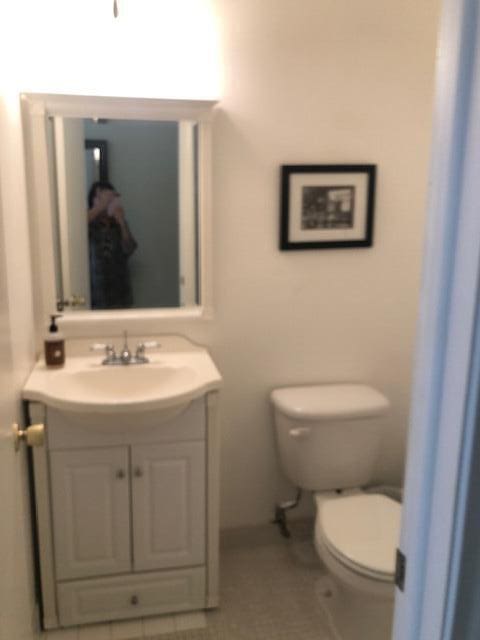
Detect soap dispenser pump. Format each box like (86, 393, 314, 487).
(44, 314, 65, 367)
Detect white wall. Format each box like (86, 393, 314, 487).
(0, 0, 440, 538)
(209, 0, 440, 526)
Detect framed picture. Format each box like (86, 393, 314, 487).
(280, 164, 376, 250)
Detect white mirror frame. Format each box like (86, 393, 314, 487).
(21, 93, 216, 338)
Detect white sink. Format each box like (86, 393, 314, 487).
(22, 339, 222, 416)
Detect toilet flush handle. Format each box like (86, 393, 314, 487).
(288, 427, 311, 439)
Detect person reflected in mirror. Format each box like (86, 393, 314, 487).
(87, 181, 138, 309)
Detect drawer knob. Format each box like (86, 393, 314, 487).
(134, 467, 143, 478)
(116, 469, 126, 479)
(130, 595, 139, 606)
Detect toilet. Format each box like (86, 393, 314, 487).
(270, 383, 402, 606)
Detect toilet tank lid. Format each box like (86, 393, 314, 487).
(270, 384, 390, 420)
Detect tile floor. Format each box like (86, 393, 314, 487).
(42, 612, 207, 640)
(43, 519, 337, 640)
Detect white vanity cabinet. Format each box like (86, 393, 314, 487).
(28, 393, 220, 630)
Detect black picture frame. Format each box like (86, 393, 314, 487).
(280, 164, 376, 250)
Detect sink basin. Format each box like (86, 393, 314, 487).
(22, 339, 222, 416)
(52, 365, 197, 408)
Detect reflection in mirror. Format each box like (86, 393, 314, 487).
(51, 117, 199, 311)
(85, 139, 109, 184)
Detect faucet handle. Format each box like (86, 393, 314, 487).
(143, 341, 159, 349)
(135, 340, 159, 362)
(136, 340, 159, 352)
(90, 342, 114, 353)
(90, 343, 117, 364)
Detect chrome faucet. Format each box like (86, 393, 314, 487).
(120, 331, 132, 364)
(91, 332, 159, 365)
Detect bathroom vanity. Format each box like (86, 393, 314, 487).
(20, 92, 221, 630)
(23, 337, 222, 630)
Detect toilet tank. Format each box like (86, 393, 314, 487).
(270, 384, 390, 491)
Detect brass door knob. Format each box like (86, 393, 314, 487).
(13, 423, 45, 452)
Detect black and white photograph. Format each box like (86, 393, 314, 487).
(301, 185, 355, 230)
(280, 164, 376, 250)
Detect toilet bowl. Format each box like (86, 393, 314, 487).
(270, 383, 401, 636)
(314, 491, 401, 600)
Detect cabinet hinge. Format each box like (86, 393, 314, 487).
(395, 548, 406, 592)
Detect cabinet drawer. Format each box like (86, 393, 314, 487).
(57, 567, 206, 627)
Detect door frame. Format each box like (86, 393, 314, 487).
(393, 0, 480, 637)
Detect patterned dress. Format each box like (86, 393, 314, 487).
(89, 218, 136, 309)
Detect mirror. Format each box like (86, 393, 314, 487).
(22, 94, 215, 322)
(51, 116, 199, 311)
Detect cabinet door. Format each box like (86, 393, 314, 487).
(50, 447, 131, 580)
(131, 442, 205, 571)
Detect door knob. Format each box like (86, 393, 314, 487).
(134, 467, 143, 478)
(13, 423, 45, 452)
(116, 469, 126, 479)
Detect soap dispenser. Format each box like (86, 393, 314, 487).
(44, 314, 65, 367)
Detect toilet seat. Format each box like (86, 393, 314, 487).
(315, 493, 401, 582)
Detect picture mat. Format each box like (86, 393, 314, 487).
(288, 172, 369, 242)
